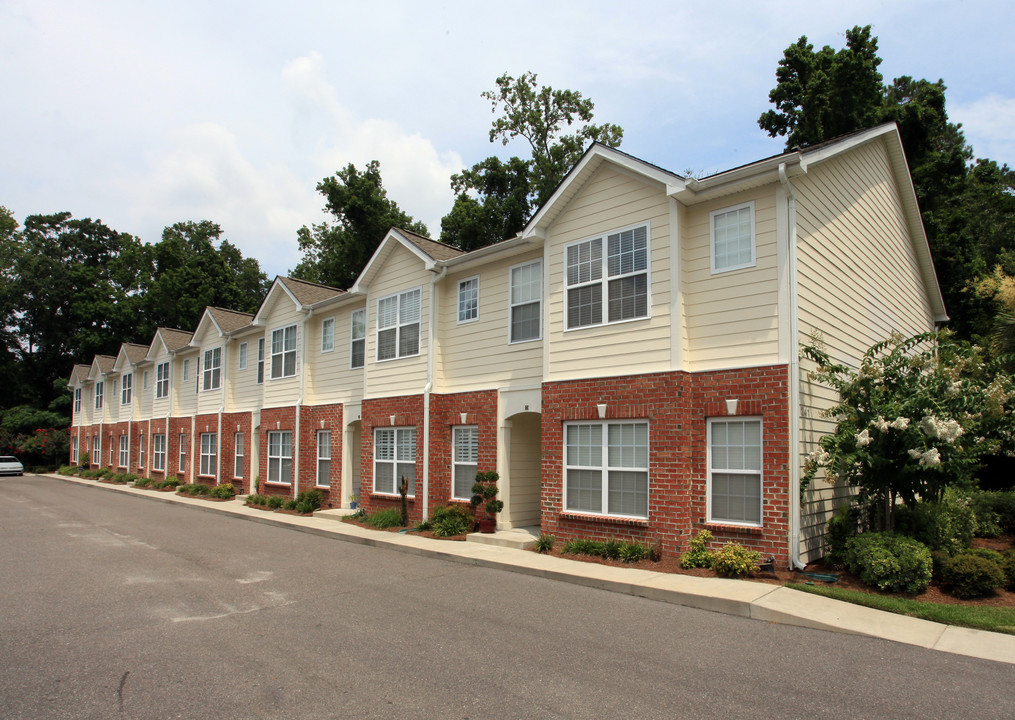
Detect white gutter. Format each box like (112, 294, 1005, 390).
(779, 162, 807, 571)
(422, 265, 447, 521)
(294, 308, 311, 498)
(216, 342, 226, 486)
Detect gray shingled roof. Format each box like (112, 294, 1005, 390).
(94, 355, 116, 374)
(279, 276, 345, 306)
(122, 343, 149, 365)
(70, 364, 90, 383)
(397, 228, 465, 262)
(158, 328, 194, 352)
(208, 307, 254, 333)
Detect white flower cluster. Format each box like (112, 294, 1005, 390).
(870, 416, 910, 433)
(855, 428, 872, 447)
(918, 415, 963, 443)
(908, 447, 942, 466)
(807, 448, 830, 465)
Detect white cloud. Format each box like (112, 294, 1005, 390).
(952, 94, 1015, 166)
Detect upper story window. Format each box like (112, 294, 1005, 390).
(566, 224, 649, 330)
(202, 347, 222, 391)
(121, 373, 132, 405)
(74, 388, 81, 413)
(238, 342, 247, 370)
(95, 381, 104, 409)
(458, 277, 479, 323)
(510, 260, 541, 343)
(710, 201, 755, 274)
(182, 358, 190, 381)
(377, 288, 421, 361)
(155, 362, 170, 399)
(271, 324, 297, 379)
(142, 370, 148, 389)
(321, 317, 335, 352)
(350, 309, 366, 369)
(257, 338, 265, 384)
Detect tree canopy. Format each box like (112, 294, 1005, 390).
(439, 72, 623, 251)
(291, 161, 428, 289)
(759, 25, 1015, 345)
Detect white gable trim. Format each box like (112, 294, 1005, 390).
(350, 228, 436, 294)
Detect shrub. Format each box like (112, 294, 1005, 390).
(844, 532, 933, 594)
(601, 539, 623, 560)
(96, 467, 113, 479)
(79, 452, 91, 467)
(57, 465, 74, 475)
(825, 504, 860, 565)
(680, 529, 714, 569)
(245, 494, 268, 507)
(365, 508, 403, 529)
(618, 542, 651, 563)
(211, 483, 236, 499)
(178, 483, 210, 496)
(710, 542, 761, 577)
(930, 550, 951, 582)
(970, 491, 1015, 535)
(415, 518, 433, 531)
(158, 478, 181, 489)
(894, 489, 975, 555)
(267, 496, 284, 510)
(561, 538, 598, 556)
(941, 553, 1005, 599)
(969, 547, 1004, 565)
(1001, 550, 1015, 591)
(429, 505, 473, 537)
(533, 534, 556, 553)
(134, 476, 154, 488)
(295, 489, 323, 511)
(282, 499, 298, 511)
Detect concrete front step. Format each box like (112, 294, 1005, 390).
(467, 526, 540, 550)
(315, 508, 360, 522)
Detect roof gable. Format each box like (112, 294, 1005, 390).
(351, 228, 464, 293)
(146, 327, 194, 361)
(88, 355, 116, 380)
(113, 343, 149, 372)
(68, 364, 91, 387)
(253, 276, 344, 324)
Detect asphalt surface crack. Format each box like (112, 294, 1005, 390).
(117, 670, 129, 713)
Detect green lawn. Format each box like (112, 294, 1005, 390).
(787, 583, 1015, 635)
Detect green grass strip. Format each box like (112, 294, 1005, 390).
(787, 583, 1015, 636)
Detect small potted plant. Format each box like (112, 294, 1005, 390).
(350, 494, 358, 509)
(470, 470, 502, 533)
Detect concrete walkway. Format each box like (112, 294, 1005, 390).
(47, 474, 1015, 666)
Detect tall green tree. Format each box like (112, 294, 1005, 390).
(141, 220, 269, 333)
(759, 25, 1014, 341)
(292, 161, 428, 289)
(439, 72, 623, 250)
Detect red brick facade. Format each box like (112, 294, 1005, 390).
(220, 412, 253, 493)
(299, 404, 343, 505)
(540, 365, 791, 563)
(360, 395, 424, 520)
(260, 406, 296, 497)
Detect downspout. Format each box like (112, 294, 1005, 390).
(422, 264, 447, 521)
(294, 309, 311, 498)
(779, 162, 807, 571)
(217, 342, 226, 486)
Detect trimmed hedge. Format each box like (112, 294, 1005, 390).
(844, 532, 932, 594)
(941, 553, 1005, 599)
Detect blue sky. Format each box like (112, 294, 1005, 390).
(2, 0, 1012, 279)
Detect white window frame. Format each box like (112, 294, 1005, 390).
(72, 434, 79, 464)
(109, 435, 115, 465)
(182, 358, 190, 382)
(457, 276, 480, 324)
(257, 338, 265, 384)
(178, 434, 187, 473)
(95, 381, 104, 409)
(509, 260, 542, 343)
(155, 362, 170, 399)
(350, 308, 366, 369)
(238, 342, 248, 370)
(564, 223, 650, 330)
(93, 434, 100, 462)
(376, 288, 421, 361)
(74, 388, 81, 413)
(563, 421, 649, 519)
(316, 430, 332, 487)
(373, 427, 416, 496)
(199, 433, 217, 476)
(121, 373, 133, 405)
(138, 433, 145, 469)
(321, 317, 335, 353)
(710, 200, 756, 274)
(118, 435, 129, 468)
(152, 434, 166, 472)
(270, 324, 298, 379)
(202, 347, 222, 391)
(267, 431, 293, 484)
(706, 417, 763, 527)
(234, 432, 244, 478)
(452, 426, 479, 500)
(142, 370, 148, 389)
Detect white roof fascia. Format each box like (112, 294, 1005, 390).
(252, 277, 304, 325)
(350, 229, 435, 294)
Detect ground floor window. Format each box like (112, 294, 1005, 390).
(109, 436, 115, 466)
(707, 418, 762, 526)
(153, 434, 166, 471)
(234, 433, 244, 478)
(93, 435, 100, 462)
(200, 433, 217, 476)
(564, 421, 648, 517)
(374, 427, 415, 495)
(119, 435, 129, 467)
(179, 434, 187, 473)
(72, 435, 79, 464)
(316, 430, 331, 487)
(452, 426, 478, 500)
(138, 434, 145, 468)
(268, 431, 293, 484)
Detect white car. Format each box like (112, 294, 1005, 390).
(0, 456, 24, 476)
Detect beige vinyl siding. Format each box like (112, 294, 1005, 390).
(150, 345, 172, 418)
(263, 300, 303, 409)
(138, 367, 153, 419)
(193, 325, 224, 415)
(174, 351, 199, 416)
(682, 187, 780, 370)
(229, 333, 263, 412)
(438, 251, 543, 392)
(306, 303, 365, 405)
(106, 373, 121, 423)
(364, 245, 430, 399)
(794, 138, 936, 560)
(545, 165, 673, 381)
